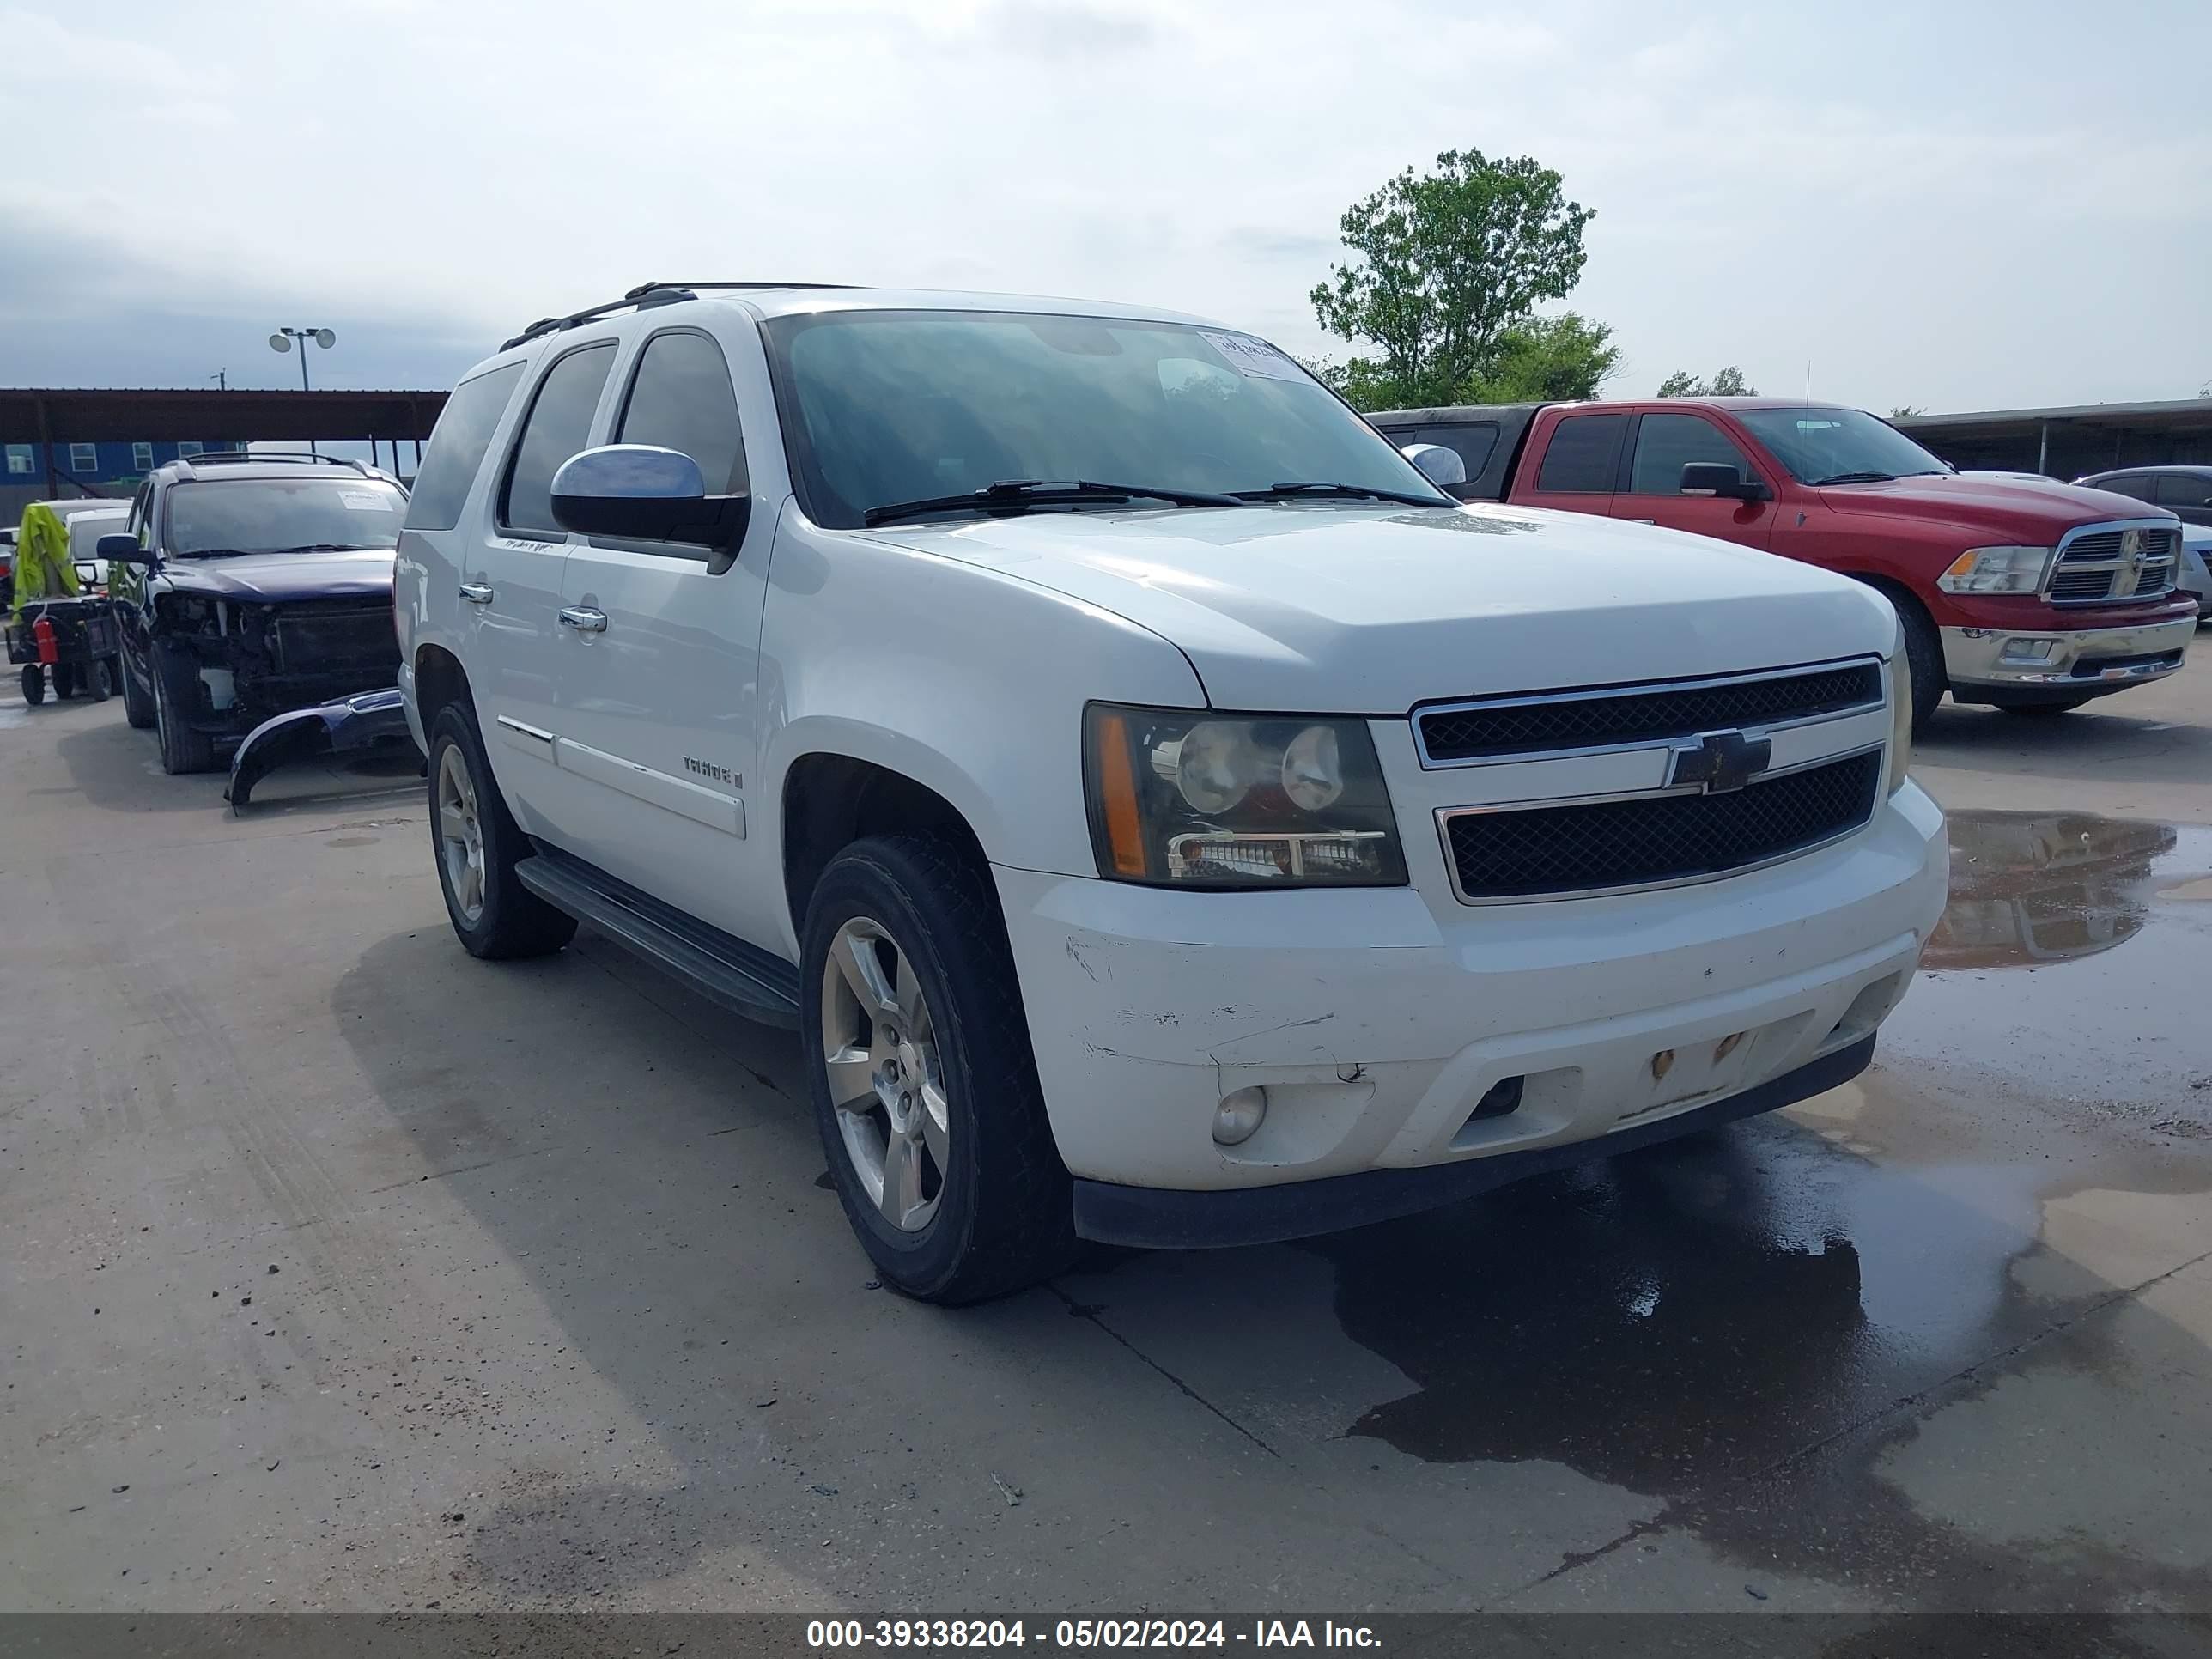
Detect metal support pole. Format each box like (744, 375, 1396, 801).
(2036, 422, 2048, 477)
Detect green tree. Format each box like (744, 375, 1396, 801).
(1888, 404, 1923, 419)
(1468, 313, 1620, 403)
(1310, 149, 1595, 410)
(1656, 366, 1756, 398)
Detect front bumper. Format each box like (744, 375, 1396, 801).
(1940, 613, 2195, 696)
(225, 687, 417, 807)
(995, 782, 1947, 1225)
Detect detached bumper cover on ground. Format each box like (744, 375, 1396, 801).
(225, 686, 417, 807)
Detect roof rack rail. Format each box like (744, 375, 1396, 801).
(499, 281, 853, 352)
(171, 450, 375, 478)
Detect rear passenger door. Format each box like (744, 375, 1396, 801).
(552, 324, 781, 942)
(470, 339, 618, 842)
(1613, 410, 1777, 550)
(1522, 411, 1626, 520)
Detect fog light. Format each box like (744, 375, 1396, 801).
(2000, 637, 2057, 664)
(1212, 1086, 1267, 1146)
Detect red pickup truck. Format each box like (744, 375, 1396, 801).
(1369, 398, 2197, 728)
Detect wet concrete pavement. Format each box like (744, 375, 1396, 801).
(3, 658, 2209, 1627)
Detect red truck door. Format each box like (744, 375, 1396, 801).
(1610, 410, 1778, 552)
(1518, 410, 1628, 519)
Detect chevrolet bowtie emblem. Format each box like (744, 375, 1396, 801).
(1667, 729, 1773, 794)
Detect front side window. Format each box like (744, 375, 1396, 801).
(404, 362, 525, 532)
(2154, 473, 2212, 510)
(69, 442, 98, 472)
(164, 477, 408, 556)
(1626, 412, 1756, 495)
(764, 309, 1443, 529)
(616, 331, 747, 498)
(2089, 474, 2153, 501)
(1734, 407, 1950, 486)
(501, 344, 616, 535)
(1534, 414, 1627, 493)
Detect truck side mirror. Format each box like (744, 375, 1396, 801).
(1680, 462, 1771, 502)
(1399, 443, 1468, 489)
(551, 445, 750, 563)
(97, 533, 153, 567)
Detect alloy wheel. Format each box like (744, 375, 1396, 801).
(820, 917, 949, 1231)
(435, 744, 487, 922)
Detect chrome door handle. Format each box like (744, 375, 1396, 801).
(459, 582, 494, 604)
(559, 606, 608, 633)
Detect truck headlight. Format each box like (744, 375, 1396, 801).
(1936, 545, 2051, 595)
(1886, 629, 1913, 797)
(1085, 705, 1407, 887)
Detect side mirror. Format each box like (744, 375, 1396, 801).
(97, 532, 152, 566)
(1400, 442, 1468, 489)
(1680, 462, 1771, 502)
(550, 446, 750, 561)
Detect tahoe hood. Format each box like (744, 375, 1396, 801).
(156, 547, 396, 604)
(869, 502, 1897, 711)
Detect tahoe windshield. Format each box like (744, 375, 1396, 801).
(765, 309, 1449, 529)
(166, 477, 407, 556)
(1734, 407, 1953, 487)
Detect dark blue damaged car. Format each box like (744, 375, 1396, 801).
(97, 453, 416, 796)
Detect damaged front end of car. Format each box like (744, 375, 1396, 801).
(149, 590, 415, 803)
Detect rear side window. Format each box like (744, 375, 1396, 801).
(1534, 414, 1627, 493)
(404, 362, 524, 532)
(2154, 474, 2212, 509)
(2091, 474, 2154, 501)
(1626, 412, 1754, 495)
(501, 344, 617, 536)
(615, 331, 748, 496)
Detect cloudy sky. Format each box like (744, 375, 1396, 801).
(3, 0, 2207, 414)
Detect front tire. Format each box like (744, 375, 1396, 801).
(802, 836, 1074, 1304)
(426, 702, 577, 960)
(119, 647, 155, 729)
(1888, 590, 1944, 733)
(151, 656, 216, 774)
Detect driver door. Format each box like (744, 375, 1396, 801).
(1612, 410, 1777, 551)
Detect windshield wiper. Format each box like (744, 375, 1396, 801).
(863, 479, 1240, 528)
(1811, 471, 1896, 486)
(1232, 481, 1453, 507)
(270, 543, 376, 553)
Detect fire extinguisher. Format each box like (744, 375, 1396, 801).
(32, 614, 58, 665)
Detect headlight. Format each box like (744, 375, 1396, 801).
(1085, 705, 1406, 887)
(1885, 624, 1913, 797)
(1936, 545, 2051, 595)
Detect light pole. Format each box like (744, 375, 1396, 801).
(269, 326, 337, 456)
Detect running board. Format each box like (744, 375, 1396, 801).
(515, 843, 802, 1029)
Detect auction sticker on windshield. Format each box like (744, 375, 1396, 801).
(1200, 331, 1304, 382)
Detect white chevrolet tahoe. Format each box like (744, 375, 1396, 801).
(396, 283, 1948, 1303)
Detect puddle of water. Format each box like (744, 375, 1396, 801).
(1923, 810, 2206, 972)
(1887, 811, 2212, 1115)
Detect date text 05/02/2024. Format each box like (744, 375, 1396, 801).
(805, 1620, 1382, 1650)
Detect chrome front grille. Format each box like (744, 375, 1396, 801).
(2046, 524, 2179, 605)
(1414, 661, 1883, 766)
(1416, 659, 1890, 902)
